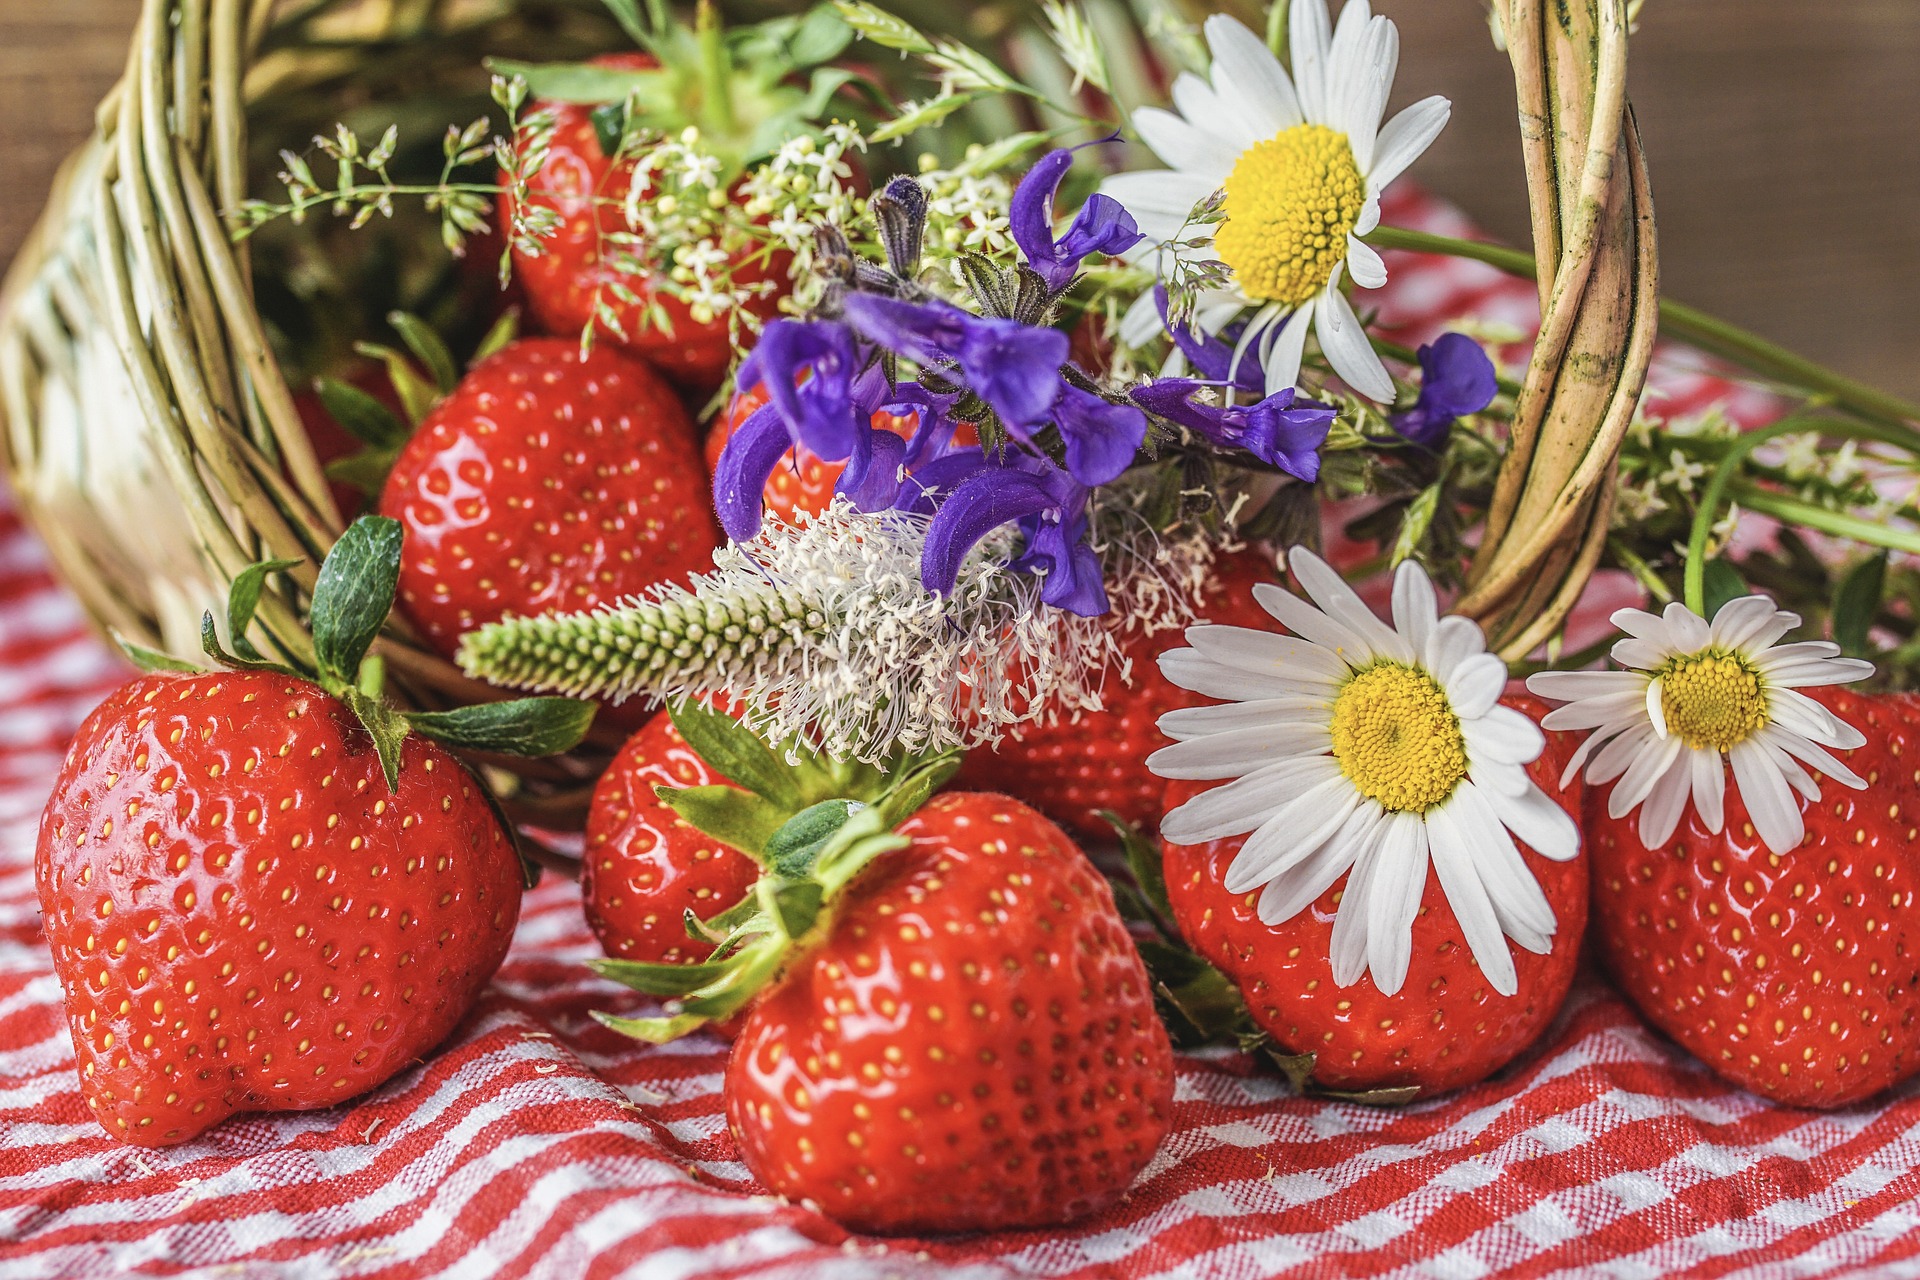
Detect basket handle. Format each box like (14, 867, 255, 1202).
(1453, 0, 1659, 660)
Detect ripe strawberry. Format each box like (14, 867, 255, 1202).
(500, 54, 785, 393)
(34, 515, 592, 1146)
(37, 672, 524, 1146)
(588, 708, 1173, 1234)
(378, 336, 719, 660)
(1159, 694, 1586, 1094)
(958, 547, 1280, 838)
(1586, 687, 1920, 1107)
(583, 713, 756, 963)
(724, 792, 1173, 1234)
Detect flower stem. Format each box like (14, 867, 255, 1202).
(1367, 226, 1920, 433)
(1682, 415, 1920, 616)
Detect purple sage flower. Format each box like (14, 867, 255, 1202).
(1155, 288, 1263, 394)
(841, 293, 1069, 428)
(920, 456, 1105, 616)
(1130, 379, 1335, 482)
(1390, 333, 1498, 448)
(1011, 144, 1143, 293)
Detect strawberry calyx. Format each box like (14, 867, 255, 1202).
(113, 514, 595, 794)
(1101, 812, 1422, 1107)
(488, 1, 867, 180)
(588, 699, 960, 1041)
(318, 308, 520, 499)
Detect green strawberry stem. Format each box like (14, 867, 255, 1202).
(589, 699, 959, 1041)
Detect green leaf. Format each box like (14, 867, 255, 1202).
(1832, 552, 1888, 655)
(1313, 1083, 1423, 1106)
(1099, 810, 1174, 937)
(112, 631, 200, 673)
(592, 1008, 711, 1044)
(324, 448, 403, 498)
(315, 377, 408, 449)
(591, 101, 630, 157)
(769, 880, 825, 940)
(764, 800, 858, 877)
(1137, 940, 1253, 1045)
(596, 0, 657, 48)
(386, 312, 461, 393)
(353, 342, 442, 425)
(310, 516, 403, 686)
(340, 686, 411, 792)
(473, 307, 522, 363)
(666, 699, 806, 809)
(1702, 558, 1748, 621)
(869, 93, 977, 144)
(831, 1, 932, 54)
(795, 67, 859, 121)
(1392, 480, 1443, 568)
(950, 130, 1050, 177)
(655, 784, 788, 860)
(787, 5, 853, 65)
(407, 698, 596, 757)
(588, 957, 733, 997)
(226, 557, 303, 662)
(484, 58, 672, 107)
(200, 612, 295, 673)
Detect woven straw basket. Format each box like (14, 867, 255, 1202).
(0, 0, 1653, 804)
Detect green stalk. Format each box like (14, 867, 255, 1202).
(1681, 415, 1920, 615)
(1367, 226, 1920, 433)
(696, 0, 736, 138)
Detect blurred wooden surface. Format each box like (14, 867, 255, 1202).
(3, 0, 1918, 398)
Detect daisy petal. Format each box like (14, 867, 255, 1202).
(1453, 782, 1556, 950)
(1588, 722, 1658, 787)
(1609, 731, 1684, 819)
(1526, 669, 1647, 701)
(1328, 833, 1378, 988)
(1289, 547, 1411, 663)
(1365, 812, 1427, 995)
(1426, 800, 1519, 996)
(1289, 0, 1334, 122)
(1170, 72, 1257, 149)
(1769, 687, 1866, 750)
(1758, 725, 1867, 791)
(1098, 170, 1221, 227)
(1147, 721, 1332, 779)
(1346, 233, 1389, 289)
(1485, 781, 1581, 861)
(1424, 615, 1488, 683)
(1689, 745, 1725, 833)
(1132, 106, 1242, 178)
(1638, 752, 1693, 850)
(1463, 704, 1545, 765)
(1184, 623, 1351, 684)
(1261, 305, 1315, 396)
(1250, 581, 1366, 659)
(1203, 14, 1305, 135)
(1612, 638, 1678, 671)
(1158, 695, 1336, 741)
(1730, 737, 1804, 854)
(1256, 812, 1368, 925)
(1708, 596, 1784, 650)
(1390, 557, 1439, 654)
(1315, 278, 1396, 402)
(1163, 755, 1343, 844)
(1445, 653, 1507, 720)
(1662, 601, 1711, 651)
(1539, 688, 1651, 732)
(1159, 650, 1316, 702)
(1365, 94, 1449, 189)
(1223, 775, 1359, 892)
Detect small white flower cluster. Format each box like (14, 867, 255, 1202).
(738, 123, 870, 312)
(915, 150, 1017, 259)
(615, 127, 777, 330)
(1613, 404, 1742, 531)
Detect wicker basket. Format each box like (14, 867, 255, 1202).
(0, 0, 1652, 798)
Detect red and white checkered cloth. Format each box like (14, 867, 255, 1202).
(4, 187, 1920, 1280)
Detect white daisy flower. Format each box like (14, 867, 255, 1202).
(1148, 548, 1579, 998)
(1526, 598, 1873, 857)
(1100, 0, 1450, 403)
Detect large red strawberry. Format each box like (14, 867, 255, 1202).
(378, 336, 719, 660)
(1585, 687, 1920, 1107)
(1159, 693, 1586, 1094)
(959, 547, 1280, 838)
(589, 713, 1174, 1235)
(582, 712, 756, 964)
(35, 517, 592, 1145)
(500, 54, 786, 393)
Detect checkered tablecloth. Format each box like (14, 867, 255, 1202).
(4, 187, 1920, 1280)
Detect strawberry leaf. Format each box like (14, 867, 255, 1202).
(200, 612, 296, 674)
(654, 783, 787, 861)
(112, 631, 200, 674)
(666, 699, 806, 809)
(1100, 810, 1177, 941)
(407, 697, 596, 757)
(314, 376, 408, 449)
(339, 686, 411, 792)
(1832, 552, 1888, 656)
(353, 342, 442, 425)
(310, 515, 403, 688)
(485, 58, 673, 109)
(324, 448, 403, 498)
(764, 799, 858, 877)
(473, 308, 522, 363)
(588, 957, 733, 996)
(226, 557, 303, 663)
(386, 312, 460, 393)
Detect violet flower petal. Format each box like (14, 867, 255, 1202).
(711, 401, 797, 541)
(921, 465, 1059, 596)
(1053, 383, 1147, 486)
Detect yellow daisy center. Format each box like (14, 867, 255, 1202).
(1329, 663, 1469, 813)
(1657, 651, 1769, 751)
(1214, 123, 1366, 307)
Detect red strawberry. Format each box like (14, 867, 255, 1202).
(725, 792, 1174, 1234)
(1159, 693, 1586, 1094)
(958, 547, 1280, 838)
(582, 713, 757, 963)
(1586, 687, 1920, 1107)
(36, 671, 524, 1146)
(500, 54, 786, 394)
(378, 336, 719, 660)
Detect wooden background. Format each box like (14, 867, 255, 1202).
(3, 0, 1917, 397)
